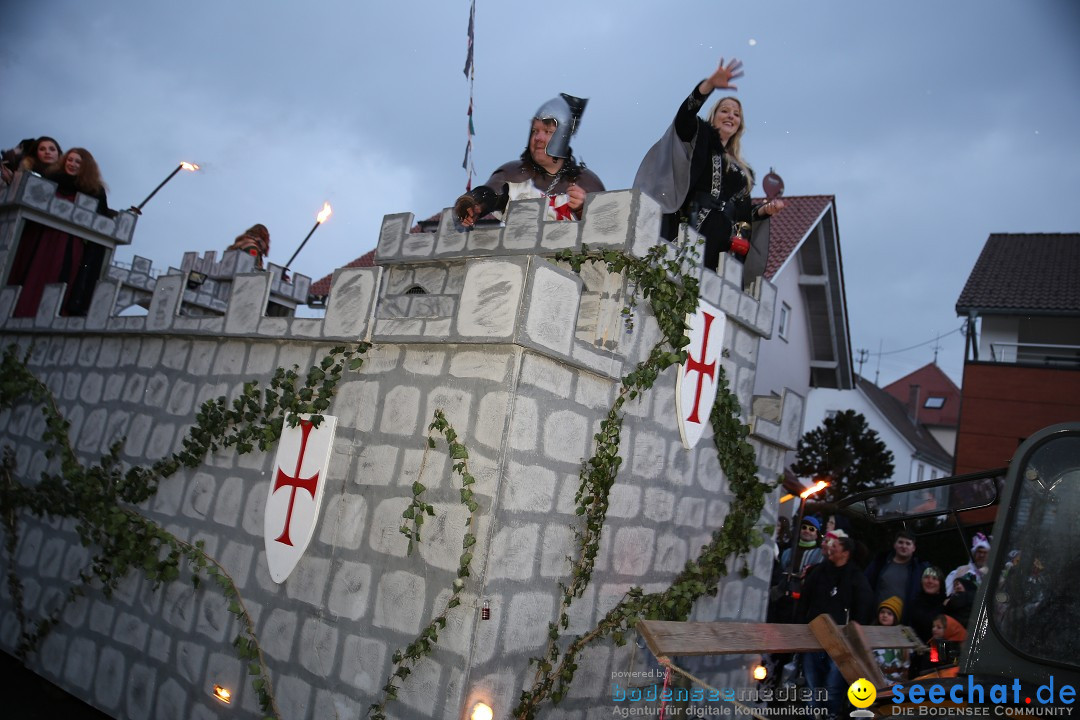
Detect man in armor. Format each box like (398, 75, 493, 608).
(454, 93, 605, 227)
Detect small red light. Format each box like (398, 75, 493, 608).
(929, 643, 939, 663)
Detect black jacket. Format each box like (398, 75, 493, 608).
(798, 559, 874, 626)
(906, 589, 946, 642)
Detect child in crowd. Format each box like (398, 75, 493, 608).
(932, 614, 967, 643)
(873, 596, 909, 684)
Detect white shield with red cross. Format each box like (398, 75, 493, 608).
(264, 414, 338, 584)
(675, 300, 727, 450)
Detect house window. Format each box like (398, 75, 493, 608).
(917, 464, 925, 482)
(778, 302, 791, 340)
(924, 396, 945, 409)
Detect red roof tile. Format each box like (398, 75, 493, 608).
(760, 195, 835, 280)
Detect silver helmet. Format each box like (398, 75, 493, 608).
(533, 93, 588, 159)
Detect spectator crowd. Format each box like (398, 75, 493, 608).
(768, 514, 991, 717)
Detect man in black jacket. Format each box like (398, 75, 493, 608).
(798, 536, 874, 718)
(864, 529, 927, 623)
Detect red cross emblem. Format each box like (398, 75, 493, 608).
(265, 414, 338, 583)
(684, 312, 717, 424)
(675, 300, 727, 449)
(549, 195, 573, 221)
(272, 419, 319, 546)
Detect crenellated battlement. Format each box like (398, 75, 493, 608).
(365, 190, 777, 378)
(0, 188, 775, 383)
(0, 170, 138, 250)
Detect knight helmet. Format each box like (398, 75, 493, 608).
(533, 93, 588, 159)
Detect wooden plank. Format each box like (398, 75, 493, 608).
(637, 621, 820, 657)
(636, 620, 922, 658)
(808, 615, 899, 695)
(860, 625, 925, 650)
(844, 621, 890, 690)
(809, 615, 873, 687)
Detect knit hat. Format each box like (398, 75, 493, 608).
(955, 576, 978, 593)
(878, 595, 903, 621)
(825, 528, 848, 541)
(802, 516, 821, 532)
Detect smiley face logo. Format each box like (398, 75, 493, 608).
(847, 678, 876, 708)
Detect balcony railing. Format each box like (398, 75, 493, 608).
(989, 341, 1080, 367)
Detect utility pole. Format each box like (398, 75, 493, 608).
(874, 340, 883, 386)
(856, 348, 869, 378)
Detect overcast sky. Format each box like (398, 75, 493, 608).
(3, 0, 1078, 387)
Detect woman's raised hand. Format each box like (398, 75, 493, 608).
(704, 57, 744, 92)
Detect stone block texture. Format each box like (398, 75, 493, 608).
(0, 190, 793, 719)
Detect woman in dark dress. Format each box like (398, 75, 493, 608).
(634, 58, 785, 271)
(10, 147, 112, 317)
(5, 137, 65, 286)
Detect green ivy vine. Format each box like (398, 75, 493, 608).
(0, 341, 369, 719)
(370, 409, 480, 720)
(509, 241, 772, 718)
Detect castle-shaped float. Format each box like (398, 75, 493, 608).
(0, 170, 803, 719)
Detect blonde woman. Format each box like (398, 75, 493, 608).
(635, 57, 784, 271)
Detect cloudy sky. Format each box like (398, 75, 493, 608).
(3, 0, 1078, 387)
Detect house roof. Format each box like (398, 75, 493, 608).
(758, 194, 853, 390)
(882, 362, 961, 428)
(956, 233, 1080, 315)
(761, 195, 835, 280)
(858, 375, 953, 467)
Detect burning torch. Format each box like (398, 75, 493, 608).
(282, 202, 332, 281)
(131, 161, 200, 214)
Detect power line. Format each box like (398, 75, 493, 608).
(868, 325, 964, 358)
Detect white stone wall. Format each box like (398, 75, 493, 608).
(0, 190, 800, 719)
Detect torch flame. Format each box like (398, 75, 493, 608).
(180, 162, 200, 172)
(799, 479, 829, 499)
(316, 202, 332, 224)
